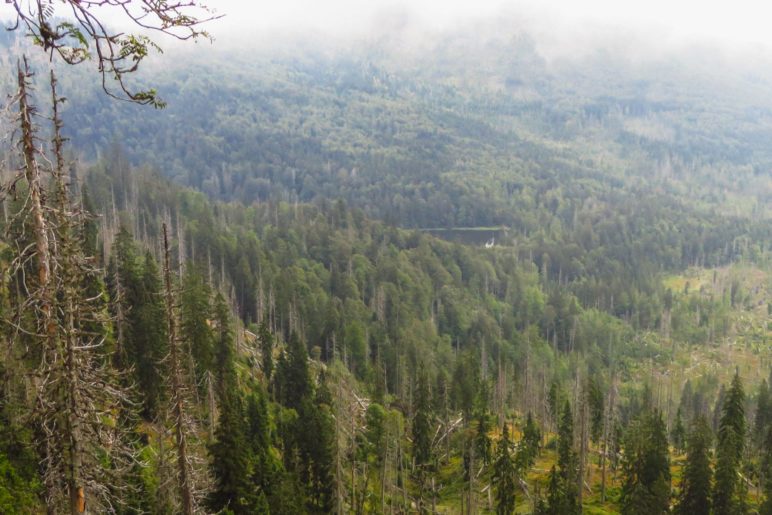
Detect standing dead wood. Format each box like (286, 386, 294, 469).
(162, 221, 203, 514)
(3, 64, 138, 514)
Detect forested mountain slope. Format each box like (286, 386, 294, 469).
(2, 17, 772, 515)
(74, 154, 772, 513)
(51, 29, 772, 227)
(5, 27, 769, 319)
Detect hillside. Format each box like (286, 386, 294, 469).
(1, 12, 772, 515)
(2, 27, 766, 226)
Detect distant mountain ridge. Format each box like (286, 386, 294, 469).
(2, 26, 769, 226)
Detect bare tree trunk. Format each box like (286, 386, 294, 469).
(351, 405, 357, 513)
(600, 373, 616, 503)
(432, 476, 437, 514)
(50, 72, 87, 514)
(17, 62, 52, 320)
(206, 371, 217, 443)
(112, 264, 127, 366)
(8, 67, 140, 513)
(335, 382, 345, 515)
(467, 442, 476, 515)
(578, 383, 588, 511)
(163, 223, 194, 515)
(16, 60, 60, 515)
(381, 447, 387, 515)
(63, 294, 85, 514)
(358, 462, 370, 515)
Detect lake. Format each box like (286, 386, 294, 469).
(420, 227, 511, 247)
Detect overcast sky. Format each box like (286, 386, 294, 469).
(208, 0, 772, 49)
(3, 0, 772, 54)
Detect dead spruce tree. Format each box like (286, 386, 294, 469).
(161, 221, 208, 514)
(3, 62, 137, 514)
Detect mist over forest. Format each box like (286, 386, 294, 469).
(0, 3, 772, 514)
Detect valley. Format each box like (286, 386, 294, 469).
(0, 3, 771, 514)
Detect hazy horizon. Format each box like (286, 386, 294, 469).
(4, 0, 772, 58)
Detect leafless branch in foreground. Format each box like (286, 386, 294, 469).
(5, 0, 221, 107)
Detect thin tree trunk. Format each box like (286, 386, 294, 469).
(64, 294, 85, 514)
(17, 60, 61, 514)
(381, 449, 387, 515)
(336, 382, 345, 515)
(18, 62, 51, 318)
(54, 95, 86, 511)
(467, 443, 475, 515)
(600, 373, 616, 503)
(163, 223, 194, 515)
(578, 387, 588, 511)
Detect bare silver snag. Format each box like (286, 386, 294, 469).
(161, 221, 209, 513)
(3, 62, 139, 514)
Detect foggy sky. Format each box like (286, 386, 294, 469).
(209, 0, 772, 50)
(2, 0, 772, 56)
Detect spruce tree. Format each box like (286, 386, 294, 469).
(136, 251, 169, 415)
(757, 380, 771, 448)
(245, 388, 278, 509)
(475, 410, 492, 467)
(212, 292, 236, 400)
(207, 291, 261, 513)
(518, 411, 542, 470)
(413, 368, 433, 468)
(9, 67, 138, 513)
(713, 370, 746, 515)
(671, 408, 686, 454)
(680, 380, 694, 422)
(207, 392, 258, 514)
(760, 424, 772, 515)
(298, 389, 336, 513)
(273, 331, 334, 513)
(543, 464, 576, 515)
(557, 401, 576, 482)
(275, 332, 311, 410)
(245, 389, 272, 472)
(713, 384, 726, 434)
(588, 376, 604, 444)
(108, 227, 135, 369)
(545, 400, 579, 514)
(161, 222, 199, 514)
(620, 410, 670, 515)
(364, 402, 387, 473)
(548, 381, 560, 428)
(676, 415, 712, 515)
(110, 231, 167, 419)
(492, 424, 517, 515)
(180, 266, 214, 383)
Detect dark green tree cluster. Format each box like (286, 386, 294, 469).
(539, 401, 580, 515)
(493, 424, 517, 515)
(274, 334, 336, 513)
(620, 409, 671, 515)
(713, 371, 747, 515)
(518, 412, 542, 470)
(109, 227, 168, 418)
(676, 415, 712, 515)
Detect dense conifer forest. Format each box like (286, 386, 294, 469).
(1, 4, 772, 514)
